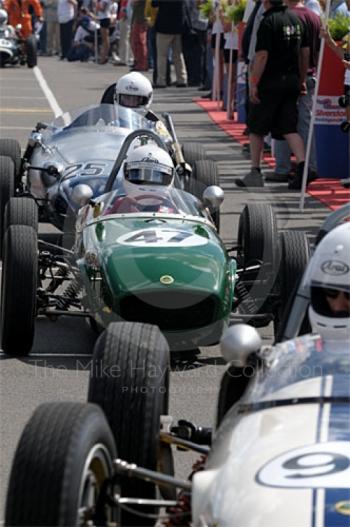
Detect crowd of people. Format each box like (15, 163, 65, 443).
(1, 0, 349, 188)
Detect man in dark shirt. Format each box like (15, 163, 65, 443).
(272, 0, 321, 188)
(236, 0, 309, 187)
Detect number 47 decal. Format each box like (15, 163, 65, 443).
(256, 442, 350, 489)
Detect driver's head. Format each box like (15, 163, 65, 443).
(124, 144, 174, 185)
(307, 222, 350, 341)
(115, 72, 153, 110)
(0, 9, 8, 26)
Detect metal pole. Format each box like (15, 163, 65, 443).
(212, 3, 221, 109)
(226, 22, 234, 120)
(299, 0, 331, 210)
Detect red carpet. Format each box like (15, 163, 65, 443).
(195, 99, 349, 211)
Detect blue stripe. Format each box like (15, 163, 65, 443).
(324, 375, 350, 527)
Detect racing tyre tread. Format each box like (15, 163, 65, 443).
(26, 35, 37, 68)
(88, 321, 169, 468)
(4, 197, 38, 234)
(88, 322, 170, 524)
(189, 159, 221, 230)
(274, 230, 311, 341)
(181, 142, 208, 167)
(0, 139, 21, 185)
(5, 402, 116, 526)
(1, 225, 37, 355)
(0, 155, 15, 258)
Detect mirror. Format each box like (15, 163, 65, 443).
(202, 186, 224, 209)
(220, 324, 262, 366)
(71, 184, 93, 207)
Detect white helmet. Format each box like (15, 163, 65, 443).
(304, 222, 350, 341)
(115, 72, 153, 110)
(124, 144, 174, 185)
(0, 9, 8, 25)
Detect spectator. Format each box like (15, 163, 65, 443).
(330, 0, 350, 17)
(117, 0, 132, 65)
(67, 12, 97, 59)
(152, 0, 188, 88)
(236, 0, 310, 187)
(130, 0, 148, 71)
(96, 0, 111, 63)
(45, 0, 60, 54)
(222, 15, 239, 112)
(182, 0, 208, 86)
(5, 0, 43, 38)
(270, 0, 321, 188)
(57, 0, 76, 59)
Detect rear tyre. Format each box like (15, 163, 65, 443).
(5, 402, 116, 527)
(236, 204, 279, 322)
(4, 197, 38, 234)
(26, 35, 37, 68)
(1, 225, 38, 356)
(181, 142, 208, 167)
(188, 159, 221, 230)
(274, 230, 311, 341)
(88, 321, 171, 525)
(0, 138, 21, 186)
(0, 155, 15, 258)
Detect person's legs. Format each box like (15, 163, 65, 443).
(272, 139, 292, 179)
(250, 133, 264, 167)
(156, 32, 171, 86)
(284, 132, 305, 164)
(172, 34, 187, 85)
(99, 21, 110, 63)
(297, 76, 317, 171)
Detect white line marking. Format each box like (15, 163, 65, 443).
(0, 96, 47, 100)
(0, 352, 92, 358)
(33, 66, 63, 117)
(315, 488, 325, 527)
(0, 126, 32, 130)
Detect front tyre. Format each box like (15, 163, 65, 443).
(88, 321, 170, 525)
(1, 225, 38, 356)
(26, 35, 37, 68)
(5, 402, 116, 527)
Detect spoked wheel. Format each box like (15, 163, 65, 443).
(188, 159, 221, 231)
(181, 142, 208, 167)
(1, 225, 38, 356)
(0, 138, 22, 187)
(274, 230, 311, 342)
(5, 402, 116, 526)
(26, 34, 37, 68)
(236, 203, 279, 323)
(0, 155, 15, 258)
(88, 321, 171, 526)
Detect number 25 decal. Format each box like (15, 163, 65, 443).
(65, 163, 107, 177)
(256, 441, 350, 489)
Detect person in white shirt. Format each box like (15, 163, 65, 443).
(96, 0, 111, 63)
(57, 0, 77, 58)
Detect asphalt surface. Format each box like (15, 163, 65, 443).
(0, 57, 330, 519)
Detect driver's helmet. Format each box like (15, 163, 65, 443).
(305, 222, 350, 341)
(0, 9, 8, 26)
(124, 144, 175, 186)
(114, 72, 153, 110)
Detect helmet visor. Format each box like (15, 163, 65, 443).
(127, 161, 174, 184)
(118, 94, 149, 108)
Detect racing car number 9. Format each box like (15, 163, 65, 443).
(256, 442, 350, 489)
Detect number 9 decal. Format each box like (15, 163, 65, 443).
(256, 442, 350, 489)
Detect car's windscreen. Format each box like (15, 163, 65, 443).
(246, 336, 350, 401)
(45, 104, 152, 134)
(100, 182, 207, 218)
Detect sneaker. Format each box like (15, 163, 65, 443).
(265, 172, 289, 182)
(288, 162, 318, 190)
(236, 168, 264, 188)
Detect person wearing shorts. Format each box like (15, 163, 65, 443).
(236, 0, 309, 187)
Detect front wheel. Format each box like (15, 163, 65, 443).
(0, 155, 15, 258)
(5, 402, 116, 526)
(1, 225, 38, 356)
(26, 35, 37, 68)
(88, 321, 171, 525)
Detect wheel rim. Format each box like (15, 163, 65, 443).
(77, 443, 114, 526)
